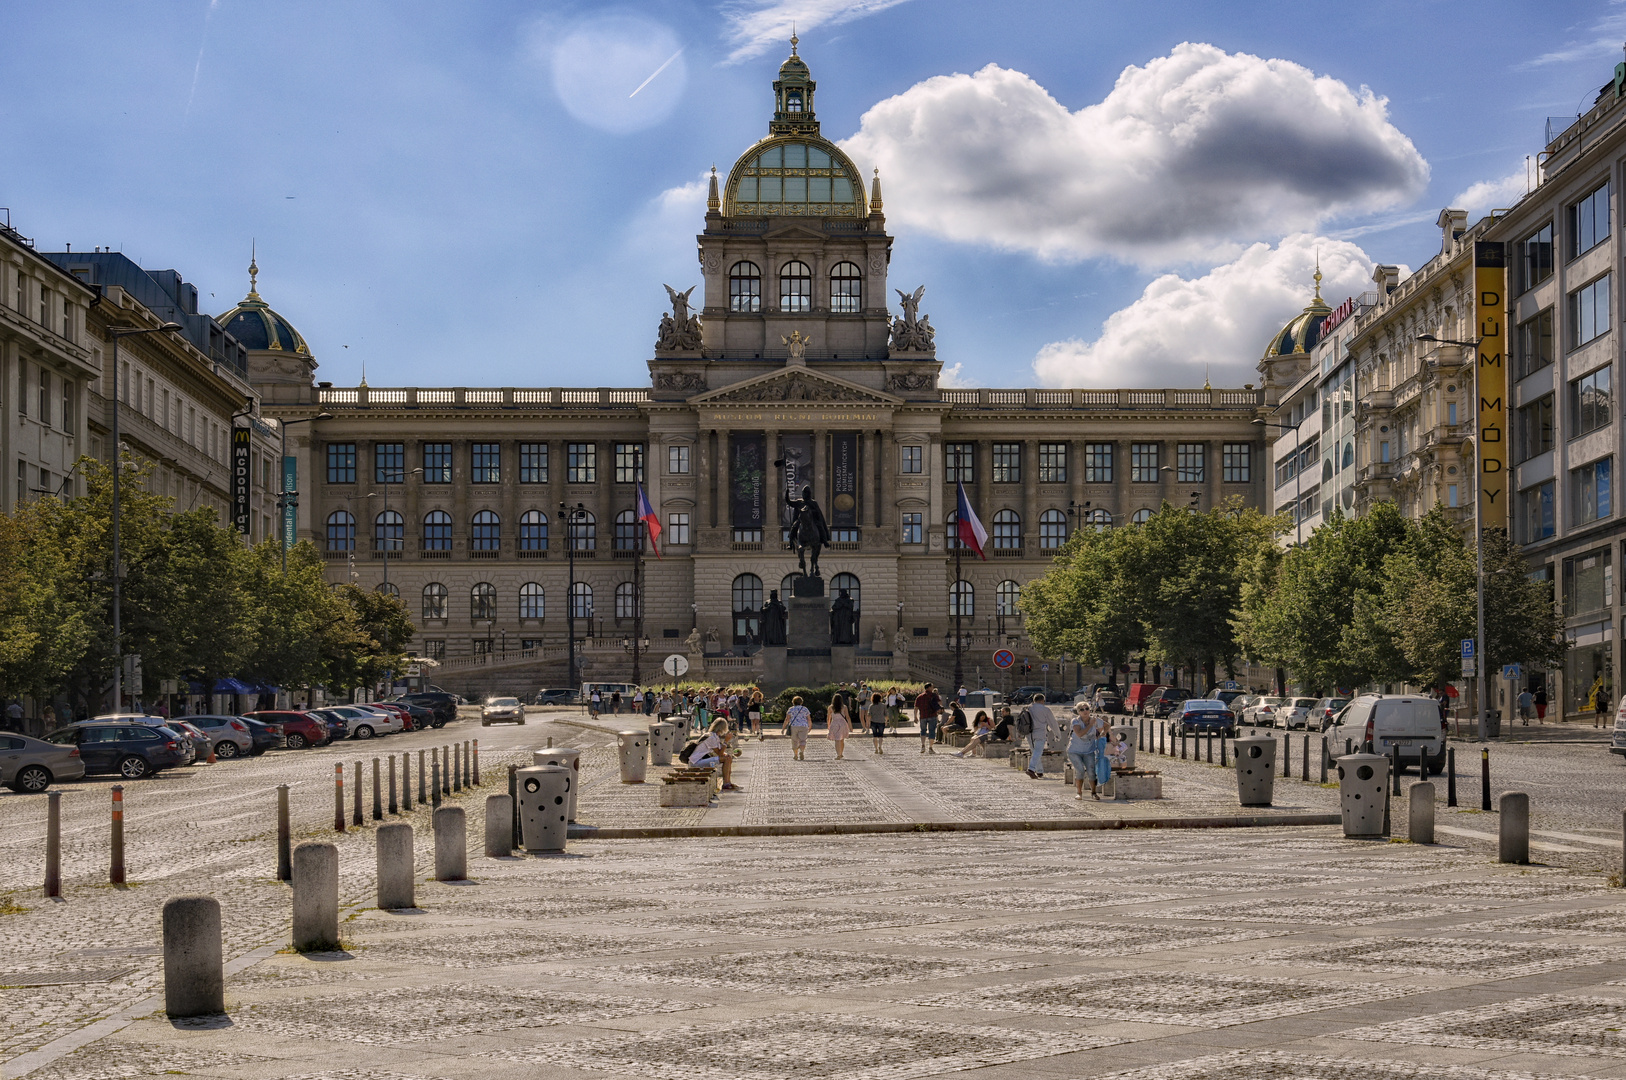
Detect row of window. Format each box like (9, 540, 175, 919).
(728, 260, 863, 313)
(1514, 363, 1614, 464)
(1517, 179, 1610, 296)
(1520, 455, 1613, 544)
(327, 442, 644, 485)
(941, 442, 1253, 485)
(15, 361, 75, 432)
(115, 359, 221, 461)
(7, 266, 76, 341)
(423, 581, 632, 621)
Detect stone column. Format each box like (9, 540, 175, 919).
(698, 428, 714, 529)
(451, 438, 469, 557)
(1022, 439, 1038, 551)
(716, 426, 732, 534)
(501, 439, 519, 558)
(927, 435, 943, 539)
(403, 438, 421, 555)
(1070, 438, 1086, 519)
(879, 431, 896, 539)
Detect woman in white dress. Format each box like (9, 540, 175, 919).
(826, 692, 853, 760)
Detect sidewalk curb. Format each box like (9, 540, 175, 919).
(567, 812, 1342, 840)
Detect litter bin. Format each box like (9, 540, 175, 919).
(1110, 724, 1137, 769)
(1234, 735, 1276, 807)
(515, 765, 571, 853)
(533, 749, 581, 823)
(648, 722, 676, 766)
(1337, 752, 1389, 837)
(617, 730, 649, 784)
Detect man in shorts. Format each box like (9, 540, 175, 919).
(785, 695, 812, 761)
(914, 683, 942, 754)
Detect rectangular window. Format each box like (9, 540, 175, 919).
(422, 443, 452, 483)
(16, 361, 25, 416)
(470, 443, 500, 483)
(1569, 275, 1611, 348)
(326, 443, 356, 484)
(374, 443, 404, 484)
(1176, 443, 1205, 483)
(668, 445, 690, 474)
(945, 442, 975, 483)
(1130, 443, 1160, 483)
(901, 511, 922, 544)
(1518, 394, 1554, 461)
(1569, 180, 1611, 257)
(1381, 441, 1391, 463)
(1521, 480, 1556, 543)
(37, 369, 50, 426)
(992, 443, 1021, 483)
(1563, 547, 1613, 617)
(1569, 365, 1612, 438)
(1448, 402, 1458, 426)
(1038, 443, 1067, 483)
(1084, 443, 1113, 483)
(1571, 456, 1613, 526)
(567, 443, 597, 484)
(423, 640, 446, 662)
(1222, 443, 1251, 483)
(1447, 483, 1459, 508)
(1520, 222, 1553, 291)
(519, 442, 547, 483)
(899, 445, 922, 474)
(62, 379, 73, 430)
(667, 513, 689, 545)
(614, 443, 644, 483)
(1517, 308, 1554, 379)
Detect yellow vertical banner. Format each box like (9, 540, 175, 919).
(1475, 241, 1508, 531)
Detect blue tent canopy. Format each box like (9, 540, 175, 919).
(187, 678, 258, 695)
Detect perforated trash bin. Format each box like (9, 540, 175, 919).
(648, 722, 676, 766)
(1337, 752, 1389, 837)
(515, 765, 570, 853)
(1234, 735, 1276, 807)
(617, 730, 649, 784)
(1110, 724, 1137, 769)
(533, 748, 581, 823)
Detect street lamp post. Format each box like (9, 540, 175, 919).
(560, 502, 587, 692)
(273, 412, 332, 572)
(107, 322, 184, 710)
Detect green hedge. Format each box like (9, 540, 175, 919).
(765, 683, 923, 724)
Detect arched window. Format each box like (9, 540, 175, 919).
(325, 510, 354, 552)
(374, 510, 403, 552)
(1038, 509, 1067, 549)
(614, 509, 641, 551)
(422, 583, 447, 620)
(519, 510, 548, 552)
(570, 511, 596, 551)
(1131, 508, 1152, 525)
(375, 581, 400, 599)
(471, 582, 496, 621)
(1087, 508, 1113, 531)
(422, 510, 452, 551)
(830, 572, 860, 611)
(992, 509, 1022, 549)
(779, 260, 812, 313)
(996, 580, 1021, 616)
(830, 261, 862, 313)
(471, 510, 500, 552)
(615, 581, 639, 621)
(949, 580, 974, 617)
(519, 582, 544, 620)
(570, 581, 593, 620)
(733, 573, 763, 643)
(729, 261, 761, 313)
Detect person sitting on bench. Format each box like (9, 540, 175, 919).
(689, 719, 739, 791)
(954, 712, 995, 757)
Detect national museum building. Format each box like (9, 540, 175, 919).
(247, 45, 1270, 691)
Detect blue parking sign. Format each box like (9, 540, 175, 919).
(1461, 639, 1475, 658)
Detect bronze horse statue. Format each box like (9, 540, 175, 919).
(784, 484, 831, 579)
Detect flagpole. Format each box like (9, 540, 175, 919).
(632, 532, 642, 686)
(953, 537, 964, 695)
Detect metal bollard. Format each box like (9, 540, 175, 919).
(507, 764, 520, 849)
(334, 763, 345, 832)
(485, 794, 513, 857)
(163, 896, 224, 1017)
(291, 842, 339, 952)
(402, 752, 412, 811)
(1447, 747, 1457, 807)
(1283, 735, 1291, 778)
(276, 785, 291, 882)
(1409, 782, 1435, 844)
(372, 757, 383, 820)
(110, 785, 125, 885)
(1620, 809, 1626, 887)
(1481, 748, 1491, 812)
(1499, 791, 1530, 864)
(375, 822, 415, 910)
(417, 749, 427, 805)
(43, 791, 61, 898)
(443, 746, 452, 795)
(1206, 733, 1213, 763)
(1220, 736, 1228, 767)
(1319, 737, 1329, 784)
(1345, 738, 1352, 757)
(388, 756, 398, 815)
(1302, 733, 1309, 779)
(352, 761, 363, 827)
(1391, 744, 1402, 796)
(472, 740, 480, 786)
(452, 743, 462, 793)
(433, 805, 467, 881)
(1180, 733, 1187, 759)
(431, 754, 442, 808)
(1158, 723, 1164, 756)
(548, 736, 554, 748)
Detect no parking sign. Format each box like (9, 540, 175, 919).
(993, 649, 1015, 669)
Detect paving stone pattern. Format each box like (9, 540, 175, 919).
(1343, 994, 1626, 1059)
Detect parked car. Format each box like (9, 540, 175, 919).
(239, 717, 285, 755)
(386, 701, 436, 730)
(1324, 694, 1449, 774)
(1007, 686, 1049, 705)
(180, 715, 256, 759)
(0, 732, 85, 791)
(1092, 688, 1125, 714)
(392, 693, 456, 726)
(1310, 697, 1352, 731)
(1147, 688, 1193, 719)
(243, 710, 330, 749)
(1244, 696, 1287, 727)
(1173, 699, 1237, 737)
(1230, 694, 1259, 719)
(1278, 697, 1323, 730)
(532, 688, 578, 706)
(327, 705, 403, 739)
(166, 720, 207, 764)
(365, 702, 418, 731)
(481, 697, 526, 725)
(1124, 684, 1162, 715)
(307, 709, 354, 744)
(1209, 689, 1247, 709)
(44, 722, 189, 778)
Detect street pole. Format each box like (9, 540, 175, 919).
(632, 528, 643, 685)
(272, 413, 330, 573)
(562, 502, 577, 692)
(953, 534, 964, 694)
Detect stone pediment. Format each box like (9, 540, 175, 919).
(761, 223, 829, 241)
(692, 368, 900, 405)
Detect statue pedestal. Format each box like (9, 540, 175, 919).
(763, 594, 832, 692)
(787, 595, 829, 646)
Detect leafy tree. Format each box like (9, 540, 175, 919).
(1022, 523, 1147, 684)
(0, 499, 98, 702)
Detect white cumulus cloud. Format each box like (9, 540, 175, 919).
(842, 44, 1429, 267)
(1032, 234, 1381, 389)
(1453, 166, 1530, 218)
(721, 0, 915, 62)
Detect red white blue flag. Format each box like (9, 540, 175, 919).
(636, 482, 662, 558)
(955, 482, 987, 560)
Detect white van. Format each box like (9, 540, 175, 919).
(962, 689, 1003, 713)
(1324, 694, 1448, 775)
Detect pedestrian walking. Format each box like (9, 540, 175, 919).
(589, 689, 601, 718)
(1025, 693, 1056, 779)
(785, 696, 812, 761)
(914, 683, 942, 754)
(867, 692, 888, 754)
(1517, 687, 1534, 726)
(1534, 685, 1548, 723)
(827, 693, 853, 760)
(1068, 702, 1107, 800)
(748, 690, 764, 737)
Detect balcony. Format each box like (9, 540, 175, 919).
(992, 544, 1025, 557)
(470, 549, 500, 559)
(418, 549, 450, 559)
(517, 549, 548, 559)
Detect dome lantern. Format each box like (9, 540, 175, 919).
(217, 251, 311, 357)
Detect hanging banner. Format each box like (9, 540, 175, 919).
(282, 455, 298, 550)
(1475, 241, 1507, 531)
(231, 427, 251, 535)
(832, 431, 858, 526)
(730, 433, 766, 530)
(777, 433, 813, 524)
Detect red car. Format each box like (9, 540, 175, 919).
(243, 710, 331, 750)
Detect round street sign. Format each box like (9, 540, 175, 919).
(663, 654, 690, 678)
(993, 649, 1015, 669)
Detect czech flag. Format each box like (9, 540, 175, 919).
(636, 482, 662, 558)
(955, 481, 988, 560)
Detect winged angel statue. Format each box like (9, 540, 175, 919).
(889, 285, 935, 352)
(657, 284, 703, 351)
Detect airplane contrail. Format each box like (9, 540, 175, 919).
(629, 49, 683, 98)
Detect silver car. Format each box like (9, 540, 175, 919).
(480, 697, 525, 725)
(0, 732, 87, 791)
(178, 715, 255, 759)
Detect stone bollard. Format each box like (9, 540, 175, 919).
(291, 842, 339, 952)
(110, 785, 125, 885)
(434, 805, 467, 881)
(1499, 791, 1530, 864)
(163, 896, 224, 1018)
(43, 791, 61, 898)
(276, 785, 291, 882)
(485, 794, 513, 857)
(1409, 782, 1435, 844)
(375, 822, 415, 910)
(617, 730, 649, 783)
(372, 757, 382, 820)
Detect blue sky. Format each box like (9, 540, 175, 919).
(1, 0, 1618, 389)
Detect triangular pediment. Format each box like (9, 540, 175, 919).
(761, 223, 829, 241)
(693, 367, 901, 405)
